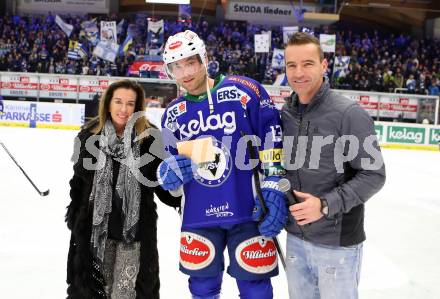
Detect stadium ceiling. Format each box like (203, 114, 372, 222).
(340, 0, 440, 13)
(120, 0, 217, 15)
(337, 0, 440, 31)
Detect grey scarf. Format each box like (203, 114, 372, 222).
(90, 120, 141, 262)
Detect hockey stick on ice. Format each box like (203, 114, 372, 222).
(240, 131, 287, 269)
(0, 142, 49, 196)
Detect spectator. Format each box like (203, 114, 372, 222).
(394, 68, 404, 90)
(406, 74, 417, 93)
(428, 78, 439, 96)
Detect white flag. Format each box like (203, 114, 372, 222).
(100, 21, 117, 44)
(55, 15, 73, 37)
(93, 41, 119, 63)
(271, 48, 285, 69)
(147, 19, 164, 47)
(255, 34, 270, 53)
(320, 34, 336, 53)
(261, 30, 272, 41)
(282, 26, 298, 45)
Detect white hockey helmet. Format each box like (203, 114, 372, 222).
(163, 30, 214, 113)
(163, 30, 207, 72)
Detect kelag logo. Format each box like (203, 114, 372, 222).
(387, 126, 425, 144)
(429, 128, 440, 145)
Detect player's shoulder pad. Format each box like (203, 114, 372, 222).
(161, 95, 188, 131)
(167, 95, 184, 105)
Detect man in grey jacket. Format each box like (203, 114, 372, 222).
(281, 32, 386, 299)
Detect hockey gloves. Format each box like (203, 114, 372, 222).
(253, 176, 288, 237)
(157, 155, 196, 191)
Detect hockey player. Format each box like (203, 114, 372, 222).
(156, 30, 288, 299)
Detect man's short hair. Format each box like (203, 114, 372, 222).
(286, 32, 324, 61)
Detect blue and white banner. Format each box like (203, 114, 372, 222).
(271, 48, 285, 69)
(68, 41, 87, 60)
(68, 40, 80, 60)
(55, 15, 73, 37)
(82, 19, 99, 46)
(81, 18, 97, 30)
(147, 20, 164, 48)
(93, 41, 119, 63)
(78, 44, 88, 59)
(333, 56, 350, 78)
(100, 21, 117, 44)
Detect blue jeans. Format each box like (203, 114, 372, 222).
(286, 234, 363, 299)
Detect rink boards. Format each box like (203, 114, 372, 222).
(0, 102, 439, 151)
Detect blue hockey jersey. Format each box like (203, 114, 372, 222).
(161, 75, 283, 228)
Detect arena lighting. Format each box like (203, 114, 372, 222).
(145, 0, 190, 3)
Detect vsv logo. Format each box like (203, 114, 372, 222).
(179, 110, 236, 138)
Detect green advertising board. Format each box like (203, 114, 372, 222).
(374, 124, 384, 142)
(429, 128, 440, 145)
(387, 126, 425, 144)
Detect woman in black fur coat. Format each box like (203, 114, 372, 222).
(65, 79, 180, 298)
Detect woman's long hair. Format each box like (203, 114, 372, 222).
(90, 79, 151, 141)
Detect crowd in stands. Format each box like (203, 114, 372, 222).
(331, 30, 440, 96)
(1, 13, 440, 96)
(0, 14, 131, 77)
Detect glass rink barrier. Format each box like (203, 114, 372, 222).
(0, 71, 179, 106)
(264, 85, 440, 125)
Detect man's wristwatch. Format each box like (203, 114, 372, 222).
(320, 198, 329, 216)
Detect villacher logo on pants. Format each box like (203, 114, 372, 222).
(180, 232, 216, 270)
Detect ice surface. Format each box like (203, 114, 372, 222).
(0, 126, 439, 298)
